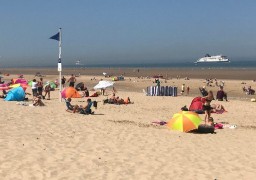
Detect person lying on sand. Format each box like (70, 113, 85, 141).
(103, 96, 133, 105)
(115, 97, 133, 105)
(211, 104, 227, 113)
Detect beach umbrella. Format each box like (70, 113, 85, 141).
(94, 80, 114, 90)
(8, 83, 28, 91)
(0, 84, 9, 90)
(28, 80, 32, 86)
(0, 83, 8, 87)
(13, 78, 28, 84)
(61, 87, 82, 98)
(167, 111, 202, 132)
(44, 81, 57, 89)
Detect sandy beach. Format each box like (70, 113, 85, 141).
(1, 69, 256, 179)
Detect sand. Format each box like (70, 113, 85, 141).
(1, 71, 256, 179)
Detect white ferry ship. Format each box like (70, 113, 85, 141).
(75, 60, 83, 66)
(195, 54, 230, 63)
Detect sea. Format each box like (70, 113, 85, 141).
(66, 60, 256, 69)
(3, 60, 256, 69)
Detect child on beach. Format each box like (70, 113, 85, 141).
(33, 95, 45, 106)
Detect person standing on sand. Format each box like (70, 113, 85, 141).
(61, 76, 66, 88)
(37, 78, 43, 96)
(202, 90, 214, 124)
(44, 83, 51, 100)
(67, 74, 76, 87)
(186, 86, 190, 95)
(181, 84, 185, 95)
(31, 79, 38, 97)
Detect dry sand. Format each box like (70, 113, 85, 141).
(1, 71, 256, 179)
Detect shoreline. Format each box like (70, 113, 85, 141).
(1, 67, 256, 80)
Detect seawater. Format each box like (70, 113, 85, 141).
(66, 60, 256, 69)
(6, 60, 256, 69)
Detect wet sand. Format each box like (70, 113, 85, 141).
(1, 67, 256, 80)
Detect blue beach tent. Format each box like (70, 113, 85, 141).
(5, 87, 25, 101)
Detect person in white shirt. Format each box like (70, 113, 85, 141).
(31, 79, 38, 97)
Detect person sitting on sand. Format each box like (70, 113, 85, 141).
(33, 95, 45, 106)
(216, 86, 228, 101)
(65, 98, 77, 112)
(199, 86, 208, 96)
(82, 87, 89, 97)
(247, 86, 255, 95)
(72, 98, 94, 114)
(0, 90, 7, 98)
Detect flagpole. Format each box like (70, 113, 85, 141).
(58, 28, 62, 102)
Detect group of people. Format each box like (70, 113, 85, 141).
(181, 84, 190, 95)
(200, 88, 227, 124)
(242, 86, 255, 95)
(31, 78, 51, 100)
(200, 86, 228, 101)
(103, 93, 132, 105)
(65, 98, 96, 114)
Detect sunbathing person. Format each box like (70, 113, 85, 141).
(211, 104, 226, 113)
(115, 96, 132, 105)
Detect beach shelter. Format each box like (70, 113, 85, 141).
(61, 87, 81, 98)
(75, 82, 85, 91)
(5, 87, 25, 101)
(167, 111, 202, 132)
(189, 97, 205, 113)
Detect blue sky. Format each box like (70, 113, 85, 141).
(0, 0, 256, 67)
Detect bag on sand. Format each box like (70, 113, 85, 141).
(197, 124, 215, 134)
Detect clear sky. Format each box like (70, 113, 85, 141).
(0, 0, 256, 67)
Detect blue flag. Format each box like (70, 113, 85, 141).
(49, 32, 60, 41)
